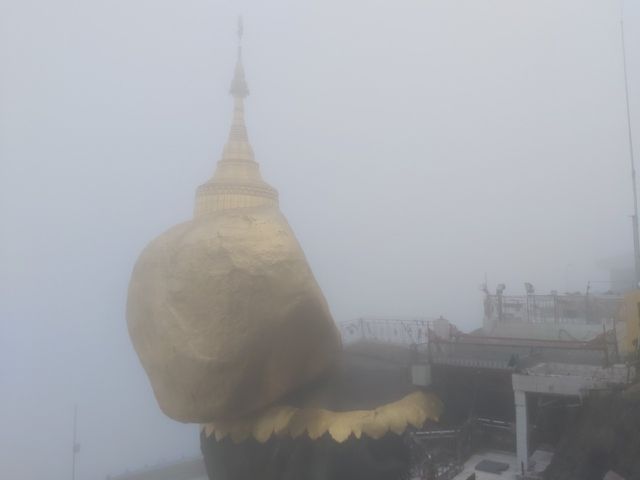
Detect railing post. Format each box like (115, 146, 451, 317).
(514, 389, 530, 472)
(603, 323, 609, 367)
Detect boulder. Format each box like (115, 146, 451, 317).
(127, 206, 341, 423)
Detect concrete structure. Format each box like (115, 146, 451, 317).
(512, 363, 632, 473)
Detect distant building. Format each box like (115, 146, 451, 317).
(596, 254, 637, 294)
(107, 457, 207, 480)
(609, 267, 637, 293)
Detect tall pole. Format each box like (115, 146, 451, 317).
(72, 405, 78, 480)
(620, 13, 640, 288)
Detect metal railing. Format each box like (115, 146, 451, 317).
(485, 293, 622, 325)
(339, 317, 434, 346)
(339, 317, 614, 368)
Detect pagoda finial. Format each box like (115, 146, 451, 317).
(230, 15, 249, 98)
(193, 16, 278, 216)
(237, 15, 244, 43)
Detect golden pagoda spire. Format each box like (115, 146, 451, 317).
(194, 17, 278, 217)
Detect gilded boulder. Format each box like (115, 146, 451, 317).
(127, 206, 341, 423)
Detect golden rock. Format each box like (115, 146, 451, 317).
(126, 37, 341, 423)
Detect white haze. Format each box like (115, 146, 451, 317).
(1, 0, 639, 478)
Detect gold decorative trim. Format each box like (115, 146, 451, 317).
(202, 391, 442, 444)
(197, 182, 279, 199)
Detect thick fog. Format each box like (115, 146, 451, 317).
(1, 0, 639, 478)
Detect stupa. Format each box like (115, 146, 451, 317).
(127, 18, 342, 424)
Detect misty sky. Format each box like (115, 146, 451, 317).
(1, 1, 639, 479)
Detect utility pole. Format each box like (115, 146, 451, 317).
(620, 11, 640, 288)
(71, 405, 79, 480)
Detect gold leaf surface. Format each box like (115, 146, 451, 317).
(201, 391, 442, 444)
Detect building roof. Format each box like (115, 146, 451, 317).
(107, 457, 207, 480)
